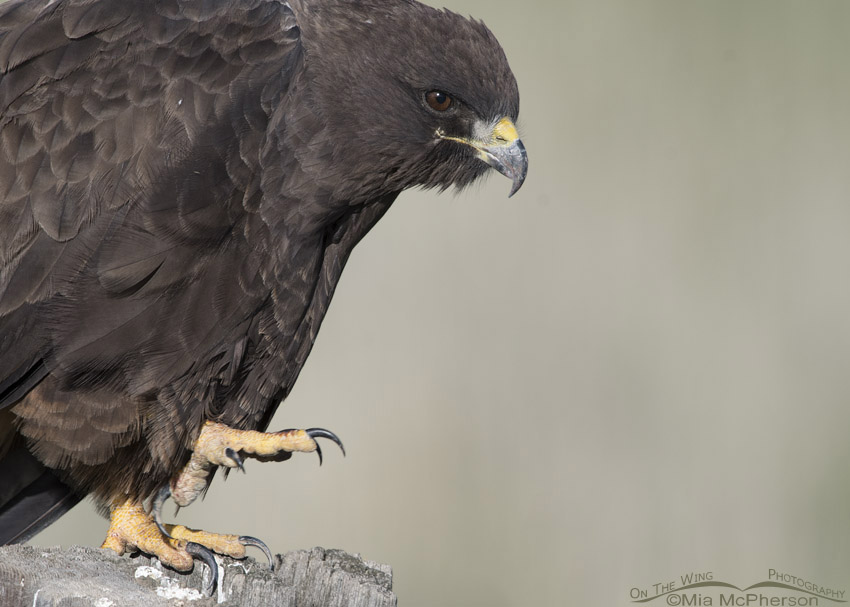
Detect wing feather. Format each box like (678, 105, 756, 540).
(0, 0, 302, 406)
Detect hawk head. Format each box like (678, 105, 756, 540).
(290, 0, 527, 203)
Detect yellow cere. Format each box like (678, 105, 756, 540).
(436, 116, 519, 148)
(491, 117, 519, 145)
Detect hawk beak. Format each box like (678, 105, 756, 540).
(476, 117, 528, 197)
(438, 117, 529, 197)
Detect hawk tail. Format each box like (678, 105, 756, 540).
(0, 440, 80, 545)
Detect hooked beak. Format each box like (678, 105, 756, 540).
(438, 117, 528, 197)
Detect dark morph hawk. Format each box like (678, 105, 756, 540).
(0, 0, 526, 591)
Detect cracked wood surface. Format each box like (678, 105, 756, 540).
(0, 544, 397, 606)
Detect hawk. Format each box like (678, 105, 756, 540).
(0, 0, 526, 592)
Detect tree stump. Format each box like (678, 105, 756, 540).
(0, 544, 397, 606)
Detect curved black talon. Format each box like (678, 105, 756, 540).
(305, 428, 346, 458)
(186, 541, 219, 597)
(239, 535, 275, 571)
(152, 485, 172, 538)
(225, 447, 245, 473)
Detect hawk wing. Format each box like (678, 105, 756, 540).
(0, 0, 300, 406)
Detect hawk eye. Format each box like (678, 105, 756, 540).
(425, 90, 452, 112)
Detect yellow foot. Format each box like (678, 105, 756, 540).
(100, 500, 194, 571)
(195, 421, 339, 465)
(165, 523, 272, 564)
(169, 421, 345, 509)
(165, 524, 246, 560)
(100, 498, 267, 596)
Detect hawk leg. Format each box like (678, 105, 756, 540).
(167, 421, 345, 512)
(101, 421, 344, 596)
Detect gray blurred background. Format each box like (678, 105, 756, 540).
(32, 1, 850, 604)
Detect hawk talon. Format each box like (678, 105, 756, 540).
(153, 485, 172, 539)
(239, 535, 275, 571)
(294, 428, 346, 465)
(186, 541, 218, 597)
(304, 428, 346, 457)
(266, 427, 345, 465)
(225, 447, 245, 473)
